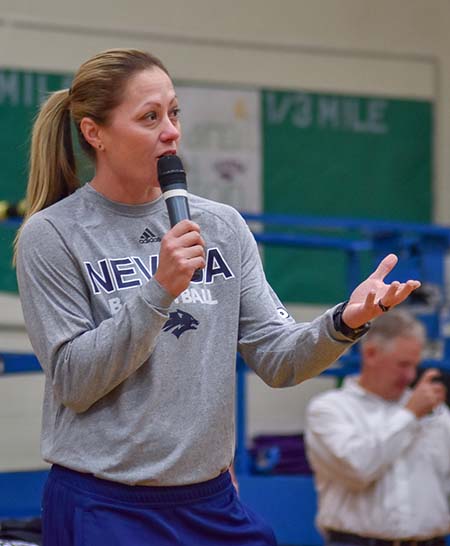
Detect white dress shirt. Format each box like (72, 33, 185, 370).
(305, 376, 450, 540)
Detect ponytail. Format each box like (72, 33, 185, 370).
(13, 89, 79, 264)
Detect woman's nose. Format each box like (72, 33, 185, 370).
(161, 118, 181, 142)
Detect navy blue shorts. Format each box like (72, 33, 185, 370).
(42, 465, 277, 545)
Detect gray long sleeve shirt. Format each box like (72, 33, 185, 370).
(16, 184, 354, 485)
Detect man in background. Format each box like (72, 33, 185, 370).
(305, 309, 450, 546)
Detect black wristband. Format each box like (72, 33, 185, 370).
(332, 301, 370, 341)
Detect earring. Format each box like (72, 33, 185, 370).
(98, 143, 104, 151)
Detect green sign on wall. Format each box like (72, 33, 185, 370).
(0, 69, 73, 201)
(262, 90, 432, 304)
(0, 69, 73, 292)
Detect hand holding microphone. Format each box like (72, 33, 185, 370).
(154, 155, 205, 297)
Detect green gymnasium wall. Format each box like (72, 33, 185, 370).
(0, 68, 432, 302)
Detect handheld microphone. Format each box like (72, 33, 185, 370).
(157, 154, 202, 282)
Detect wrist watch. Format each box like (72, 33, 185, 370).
(332, 301, 370, 341)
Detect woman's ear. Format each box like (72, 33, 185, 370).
(80, 117, 104, 152)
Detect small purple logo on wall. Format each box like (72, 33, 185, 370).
(214, 159, 245, 181)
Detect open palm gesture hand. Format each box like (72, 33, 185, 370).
(342, 254, 421, 329)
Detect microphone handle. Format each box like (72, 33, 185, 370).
(163, 194, 203, 283)
(165, 195, 191, 228)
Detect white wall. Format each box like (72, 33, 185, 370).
(1, 0, 449, 470)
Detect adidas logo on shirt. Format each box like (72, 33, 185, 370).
(139, 228, 161, 244)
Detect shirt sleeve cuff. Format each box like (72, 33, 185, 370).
(326, 304, 359, 343)
(142, 278, 175, 314)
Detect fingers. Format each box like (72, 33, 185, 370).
(369, 254, 398, 281)
(408, 382, 445, 417)
(362, 279, 419, 313)
(428, 382, 446, 406)
(170, 219, 201, 237)
(364, 290, 377, 308)
(378, 279, 421, 309)
(369, 254, 421, 309)
(417, 369, 446, 404)
(177, 230, 205, 251)
(419, 368, 441, 384)
(165, 220, 205, 251)
(394, 279, 421, 300)
(379, 281, 400, 305)
(155, 221, 206, 297)
(434, 383, 447, 404)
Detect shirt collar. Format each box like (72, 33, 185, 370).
(342, 374, 411, 405)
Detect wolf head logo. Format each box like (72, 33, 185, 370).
(162, 309, 199, 338)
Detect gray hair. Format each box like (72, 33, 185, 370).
(361, 308, 426, 349)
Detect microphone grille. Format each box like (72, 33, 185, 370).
(157, 155, 186, 190)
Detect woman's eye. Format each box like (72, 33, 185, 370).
(145, 111, 157, 121)
(171, 107, 181, 119)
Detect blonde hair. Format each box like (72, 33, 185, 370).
(13, 48, 169, 263)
